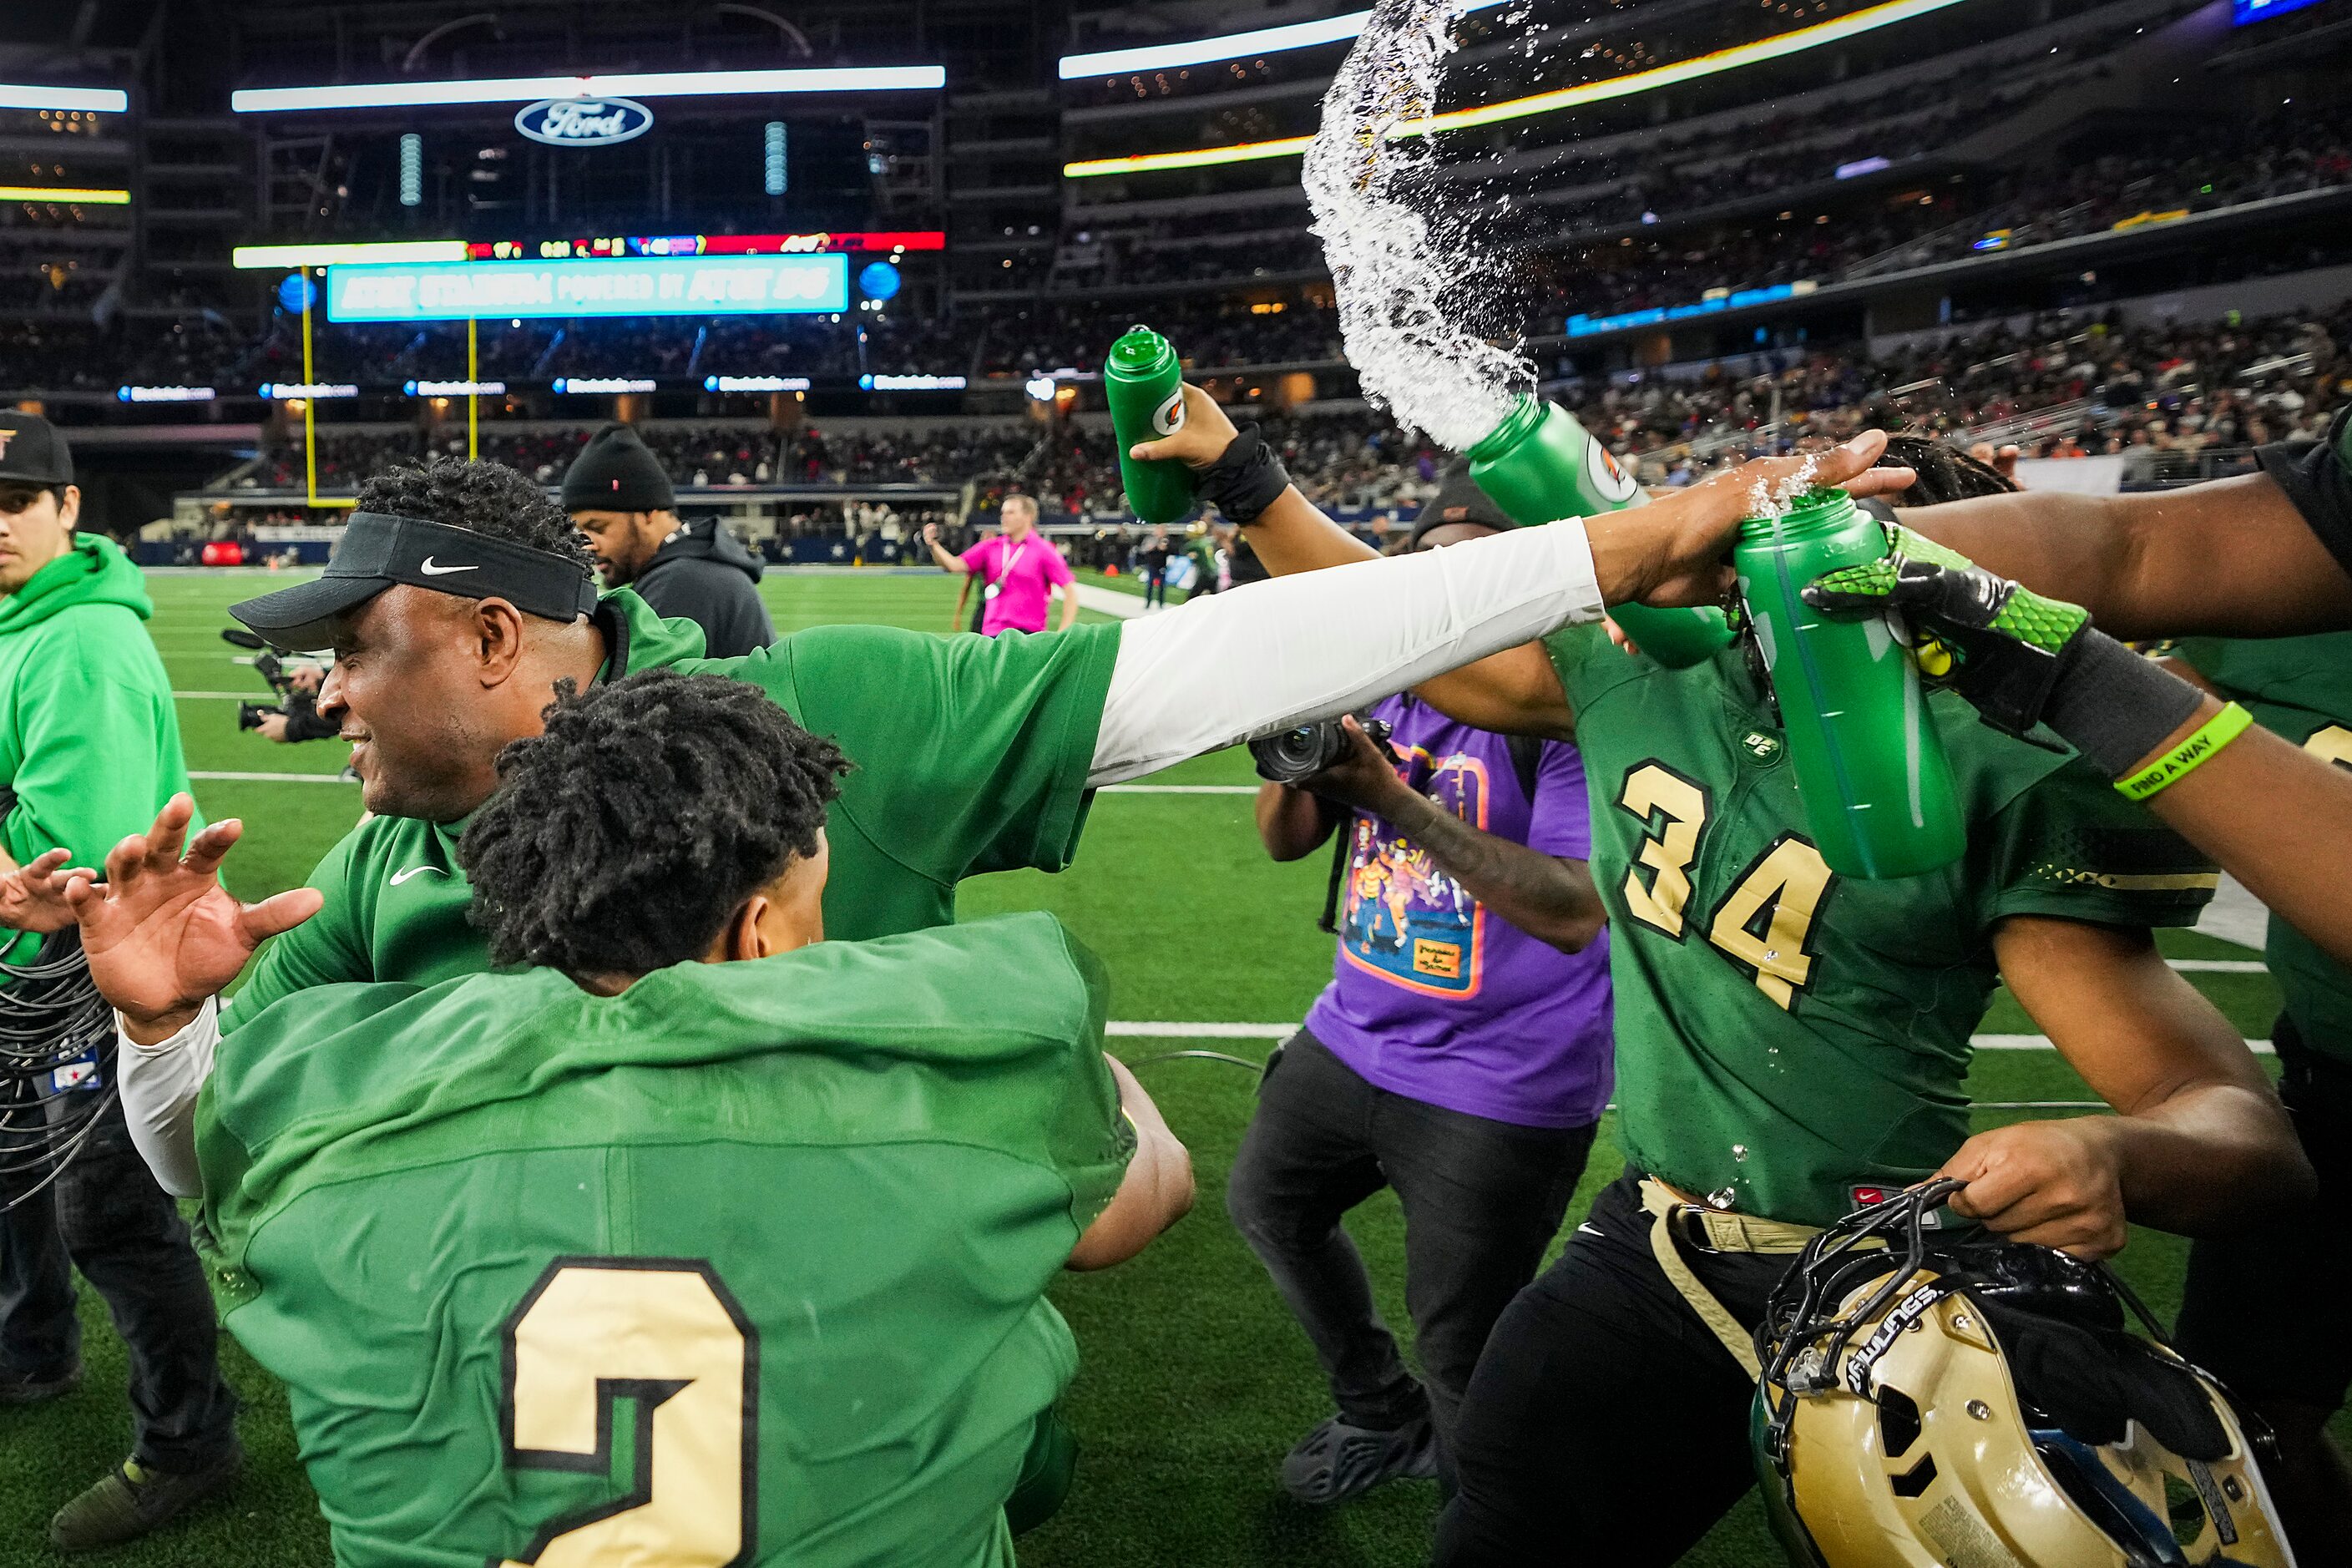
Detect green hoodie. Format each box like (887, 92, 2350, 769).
(0, 533, 197, 964)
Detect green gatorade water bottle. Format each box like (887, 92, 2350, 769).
(1732, 488, 1964, 879)
(1105, 326, 1200, 526)
(1464, 395, 1733, 668)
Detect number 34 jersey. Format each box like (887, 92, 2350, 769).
(195, 913, 1134, 1568)
(1546, 626, 2215, 1228)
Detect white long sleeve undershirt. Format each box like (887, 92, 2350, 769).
(114, 516, 1606, 1195)
(115, 995, 216, 1199)
(1089, 515, 1601, 784)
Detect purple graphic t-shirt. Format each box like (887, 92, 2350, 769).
(1303, 693, 1614, 1129)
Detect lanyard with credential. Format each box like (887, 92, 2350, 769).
(984, 538, 1028, 599)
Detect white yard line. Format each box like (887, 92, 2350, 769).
(1105, 1022, 2276, 1054)
(188, 770, 355, 784)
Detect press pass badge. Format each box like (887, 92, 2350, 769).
(49, 1049, 102, 1094)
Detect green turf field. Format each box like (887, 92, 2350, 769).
(0, 564, 2330, 1567)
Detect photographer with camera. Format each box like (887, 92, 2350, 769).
(1227, 472, 1613, 1505)
(224, 631, 337, 743)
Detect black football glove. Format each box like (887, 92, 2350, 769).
(1801, 523, 2092, 739)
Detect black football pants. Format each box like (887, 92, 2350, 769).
(1434, 1171, 1790, 1565)
(0, 1085, 240, 1473)
(1225, 1028, 1593, 1474)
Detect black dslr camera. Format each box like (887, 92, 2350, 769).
(1248, 715, 1393, 785)
(225, 629, 336, 741)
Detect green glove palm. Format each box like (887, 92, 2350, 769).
(1801, 523, 2091, 738)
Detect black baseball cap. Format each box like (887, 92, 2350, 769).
(560, 422, 675, 513)
(1407, 463, 1514, 548)
(0, 412, 73, 488)
(229, 510, 599, 649)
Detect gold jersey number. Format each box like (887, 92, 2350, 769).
(1618, 761, 1835, 1009)
(498, 1258, 758, 1568)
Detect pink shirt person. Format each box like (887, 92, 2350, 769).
(926, 497, 1080, 636)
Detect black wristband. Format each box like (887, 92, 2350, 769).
(1855, 496, 1899, 528)
(1197, 425, 1292, 525)
(2041, 630, 2208, 780)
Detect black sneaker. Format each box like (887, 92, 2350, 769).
(48, 1444, 242, 1552)
(1279, 1412, 1440, 1505)
(0, 1362, 82, 1405)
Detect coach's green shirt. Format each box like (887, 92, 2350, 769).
(2174, 632, 2352, 1062)
(223, 591, 1118, 1029)
(0, 533, 196, 969)
(200, 913, 1132, 1568)
(1548, 626, 2215, 1227)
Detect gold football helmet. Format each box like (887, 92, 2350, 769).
(1752, 1180, 2297, 1568)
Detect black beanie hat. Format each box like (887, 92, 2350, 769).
(560, 422, 675, 513)
(1407, 462, 1514, 548)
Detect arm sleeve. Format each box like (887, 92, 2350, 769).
(775, 622, 1120, 878)
(1046, 547, 1075, 588)
(217, 832, 372, 1033)
(2256, 406, 2352, 580)
(1977, 755, 2219, 930)
(1092, 516, 1604, 784)
(958, 539, 991, 574)
(2, 635, 178, 867)
(115, 996, 218, 1198)
(1524, 741, 1595, 859)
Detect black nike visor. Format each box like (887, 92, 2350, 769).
(228, 510, 600, 649)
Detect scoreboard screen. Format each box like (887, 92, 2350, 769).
(326, 253, 849, 322)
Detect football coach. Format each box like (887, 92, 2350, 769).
(58, 434, 1901, 1118)
(0, 413, 241, 1552)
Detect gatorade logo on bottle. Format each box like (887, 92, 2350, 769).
(1586, 437, 1639, 504)
(1152, 388, 1186, 437)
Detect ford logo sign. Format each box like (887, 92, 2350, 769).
(513, 96, 654, 148)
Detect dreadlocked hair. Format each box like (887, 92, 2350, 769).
(459, 670, 850, 977)
(355, 452, 595, 569)
(1876, 433, 2019, 504)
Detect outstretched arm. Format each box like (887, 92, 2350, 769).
(1897, 473, 2352, 639)
(923, 523, 970, 574)
(1940, 916, 2309, 1257)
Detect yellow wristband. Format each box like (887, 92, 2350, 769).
(2114, 702, 2253, 801)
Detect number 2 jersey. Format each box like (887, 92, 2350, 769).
(195, 913, 1134, 1568)
(1547, 625, 2216, 1227)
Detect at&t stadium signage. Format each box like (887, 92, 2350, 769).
(514, 97, 653, 148)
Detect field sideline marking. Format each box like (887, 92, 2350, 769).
(189, 770, 353, 784)
(1105, 1022, 2274, 1053)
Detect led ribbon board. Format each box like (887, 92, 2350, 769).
(0, 84, 126, 113)
(1064, 0, 1979, 177)
(232, 67, 943, 113)
(1059, 0, 1510, 78)
(327, 254, 849, 323)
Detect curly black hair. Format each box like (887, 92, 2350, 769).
(1876, 433, 2019, 505)
(460, 670, 851, 977)
(354, 452, 594, 568)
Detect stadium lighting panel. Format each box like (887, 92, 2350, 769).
(0, 185, 130, 204)
(0, 84, 127, 113)
(399, 134, 424, 206)
(1058, 0, 1511, 78)
(1064, 0, 1977, 178)
(230, 67, 946, 114)
(234, 240, 470, 269)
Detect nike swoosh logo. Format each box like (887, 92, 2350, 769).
(1575, 1223, 1604, 1237)
(417, 558, 477, 576)
(390, 866, 448, 885)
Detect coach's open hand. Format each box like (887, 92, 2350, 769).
(59, 792, 324, 1045)
(0, 847, 75, 934)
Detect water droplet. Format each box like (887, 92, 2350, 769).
(1732, 1144, 1749, 1161)
(1707, 1186, 1737, 1210)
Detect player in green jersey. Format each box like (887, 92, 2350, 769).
(89, 670, 1192, 1568)
(45, 436, 1899, 1074)
(2161, 633, 2352, 1559)
(1137, 397, 2307, 1564)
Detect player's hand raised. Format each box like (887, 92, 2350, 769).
(0, 848, 76, 934)
(58, 793, 323, 1043)
(1586, 430, 1912, 609)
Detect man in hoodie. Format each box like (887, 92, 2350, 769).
(0, 413, 241, 1551)
(562, 422, 776, 658)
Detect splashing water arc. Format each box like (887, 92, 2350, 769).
(1305, 0, 1537, 453)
